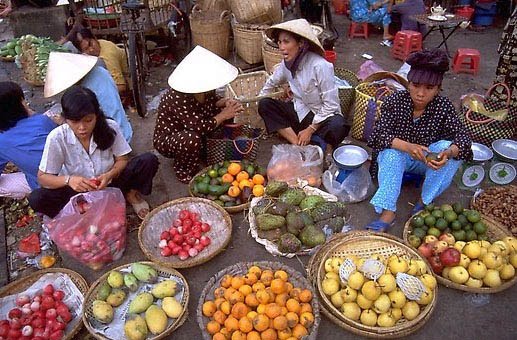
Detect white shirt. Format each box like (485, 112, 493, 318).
(259, 51, 342, 124)
(39, 119, 132, 177)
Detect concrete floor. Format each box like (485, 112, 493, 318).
(1, 6, 516, 340)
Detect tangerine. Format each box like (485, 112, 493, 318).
(285, 312, 299, 328)
(231, 330, 247, 340)
(270, 279, 287, 294)
(260, 329, 278, 340)
(274, 270, 288, 282)
(247, 311, 258, 320)
(245, 293, 260, 308)
(228, 186, 241, 198)
(277, 328, 292, 340)
(256, 289, 270, 304)
(247, 331, 261, 340)
(231, 276, 245, 290)
(275, 293, 289, 307)
(224, 316, 240, 332)
(299, 312, 314, 328)
(213, 310, 227, 325)
(228, 163, 242, 176)
(286, 299, 300, 314)
(214, 287, 226, 299)
(231, 302, 250, 319)
(236, 171, 250, 182)
(244, 273, 258, 286)
(252, 185, 265, 197)
(239, 179, 253, 190)
(224, 287, 237, 301)
(220, 300, 231, 315)
(299, 303, 312, 314)
(238, 316, 254, 333)
(212, 332, 226, 340)
(207, 320, 221, 335)
(222, 173, 234, 183)
(252, 314, 270, 332)
(260, 270, 274, 286)
(221, 275, 233, 288)
(291, 324, 308, 339)
(264, 303, 282, 319)
(249, 266, 262, 278)
(252, 282, 266, 292)
(229, 290, 245, 305)
(252, 174, 265, 185)
(298, 289, 312, 303)
(272, 316, 288, 331)
(203, 301, 217, 317)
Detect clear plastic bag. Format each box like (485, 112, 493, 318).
(322, 163, 375, 203)
(266, 144, 323, 186)
(44, 188, 127, 270)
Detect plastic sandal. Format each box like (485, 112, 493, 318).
(365, 219, 395, 233)
(131, 199, 150, 220)
(411, 202, 425, 216)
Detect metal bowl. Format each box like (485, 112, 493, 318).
(471, 142, 493, 162)
(333, 145, 369, 170)
(492, 139, 517, 162)
(489, 162, 516, 185)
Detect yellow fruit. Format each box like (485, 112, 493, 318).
(124, 315, 148, 340)
(92, 300, 114, 324)
(356, 293, 373, 309)
(373, 294, 391, 314)
(151, 280, 177, 299)
(145, 305, 168, 335)
(483, 269, 502, 287)
(377, 312, 396, 327)
(202, 301, 217, 317)
(467, 260, 487, 280)
(162, 297, 183, 318)
(341, 286, 357, 303)
(252, 185, 265, 197)
(465, 277, 483, 288)
(206, 320, 221, 335)
(228, 163, 242, 176)
(500, 264, 515, 280)
(448, 266, 470, 284)
(361, 281, 381, 301)
(321, 278, 340, 296)
(341, 302, 361, 321)
(239, 179, 253, 190)
(388, 289, 406, 309)
(347, 271, 365, 290)
(416, 287, 433, 305)
(463, 242, 481, 259)
(378, 274, 396, 293)
(419, 274, 437, 290)
(388, 256, 409, 274)
(389, 308, 402, 321)
(252, 174, 265, 185)
(228, 186, 241, 198)
(510, 253, 517, 268)
(402, 301, 420, 321)
(359, 309, 378, 326)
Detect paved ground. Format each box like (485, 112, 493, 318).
(1, 6, 516, 340)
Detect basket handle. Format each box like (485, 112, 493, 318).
(220, 10, 230, 22)
(191, 4, 202, 15)
(233, 139, 255, 155)
(465, 82, 511, 125)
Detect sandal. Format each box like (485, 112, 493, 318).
(411, 202, 425, 216)
(380, 39, 393, 47)
(131, 199, 150, 220)
(365, 219, 395, 233)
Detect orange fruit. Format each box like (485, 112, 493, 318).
(291, 324, 308, 338)
(228, 185, 241, 198)
(280, 307, 288, 316)
(243, 273, 258, 286)
(247, 311, 258, 320)
(256, 304, 267, 315)
(274, 271, 288, 282)
(232, 180, 239, 187)
(260, 329, 278, 340)
(220, 328, 231, 339)
(231, 302, 250, 319)
(224, 287, 237, 301)
(252, 282, 266, 292)
(228, 163, 242, 176)
(245, 293, 260, 308)
(277, 328, 292, 340)
(249, 266, 262, 278)
(299, 303, 312, 314)
(222, 173, 234, 183)
(272, 315, 288, 331)
(256, 289, 270, 305)
(299, 312, 314, 328)
(215, 297, 226, 309)
(260, 270, 274, 286)
(236, 171, 250, 182)
(231, 276, 245, 290)
(231, 330, 247, 340)
(213, 310, 227, 325)
(289, 288, 302, 300)
(252, 174, 265, 185)
(212, 332, 226, 340)
(284, 282, 293, 294)
(229, 290, 245, 305)
(264, 303, 281, 319)
(252, 185, 265, 197)
(220, 300, 231, 315)
(285, 312, 299, 328)
(238, 316, 254, 333)
(214, 287, 226, 299)
(270, 279, 287, 295)
(252, 314, 270, 332)
(224, 316, 240, 332)
(298, 289, 312, 303)
(275, 293, 288, 307)
(247, 331, 261, 340)
(239, 179, 253, 190)
(221, 275, 233, 288)
(207, 320, 221, 335)
(203, 301, 217, 317)
(286, 299, 300, 314)
(239, 284, 253, 296)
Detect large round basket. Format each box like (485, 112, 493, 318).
(189, 6, 231, 59)
(197, 261, 320, 340)
(470, 185, 517, 236)
(403, 213, 517, 293)
(334, 68, 359, 125)
(83, 262, 189, 340)
(314, 231, 437, 339)
(0, 268, 88, 340)
(232, 18, 269, 64)
(229, 0, 282, 24)
(261, 34, 283, 74)
(0, 56, 15, 62)
(139, 198, 232, 268)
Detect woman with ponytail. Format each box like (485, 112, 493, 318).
(29, 86, 158, 219)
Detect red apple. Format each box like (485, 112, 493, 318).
(439, 247, 461, 267)
(417, 243, 433, 258)
(439, 233, 456, 246)
(428, 255, 443, 274)
(432, 241, 449, 255)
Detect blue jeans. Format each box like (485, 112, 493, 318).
(370, 140, 462, 214)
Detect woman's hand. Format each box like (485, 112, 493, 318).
(68, 176, 97, 192)
(427, 151, 449, 170)
(297, 127, 314, 146)
(404, 143, 429, 163)
(215, 100, 244, 123)
(95, 173, 113, 190)
(281, 84, 293, 102)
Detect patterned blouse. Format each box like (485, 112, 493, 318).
(153, 89, 218, 140)
(368, 91, 473, 174)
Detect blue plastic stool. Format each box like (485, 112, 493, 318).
(310, 135, 327, 152)
(402, 172, 424, 188)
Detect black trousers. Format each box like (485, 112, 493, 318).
(28, 152, 159, 218)
(258, 98, 350, 148)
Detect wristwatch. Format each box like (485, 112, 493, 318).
(64, 175, 71, 186)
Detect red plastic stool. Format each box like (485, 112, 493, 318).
(391, 30, 422, 61)
(453, 48, 480, 75)
(455, 6, 475, 21)
(348, 22, 369, 39)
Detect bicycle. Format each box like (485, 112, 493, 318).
(121, 0, 148, 118)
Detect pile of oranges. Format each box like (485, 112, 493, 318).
(202, 265, 316, 340)
(223, 162, 266, 199)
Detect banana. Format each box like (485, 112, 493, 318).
(131, 263, 158, 283)
(124, 273, 139, 292)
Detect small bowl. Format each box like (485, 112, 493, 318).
(472, 142, 493, 162)
(489, 162, 516, 185)
(492, 139, 517, 162)
(333, 145, 369, 170)
(445, 14, 455, 18)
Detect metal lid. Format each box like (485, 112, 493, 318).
(333, 145, 368, 170)
(471, 143, 493, 162)
(492, 139, 517, 162)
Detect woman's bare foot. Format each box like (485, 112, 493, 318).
(126, 190, 150, 220)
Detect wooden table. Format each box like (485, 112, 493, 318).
(410, 13, 468, 57)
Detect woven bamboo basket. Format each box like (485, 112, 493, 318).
(138, 198, 232, 268)
(334, 68, 360, 125)
(470, 185, 517, 236)
(261, 35, 283, 74)
(403, 212, 517, 293)
(314, 231, 437, 338)
(226, 70, 283, 128)
(197, 261, 320, 340)
(229, 0, 282, 24)
(0, 56, 15, 62)
(190, 5, 231, 59)
(232, 17, 269, 64)
(0, 268, 88, 340)
(83, 262, 189, 340)
(198, 0, 229, 12)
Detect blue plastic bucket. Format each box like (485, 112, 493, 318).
(473, 2, 497, 26)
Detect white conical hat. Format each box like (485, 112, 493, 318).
(44, 52, 98, 98)
(265, 19, 325, 56)
(56, 0, 80, 6)
(168, 45, 238, 94)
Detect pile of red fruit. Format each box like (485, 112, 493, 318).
(417, 235, 461, 274)
(0, 284, 73, 340)
(158, 209, 212, 261)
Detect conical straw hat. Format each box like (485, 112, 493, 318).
(168, 45, 238, 94)
(56, 0, 80, 6)
(44, 52, 98, 98)
(265, 19, 324, 56)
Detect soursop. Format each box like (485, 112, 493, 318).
(265, 181, 288, 197)
(299, 195, 325, 210)
(279, 188, 306, 206)
(278, 233, 302, 253)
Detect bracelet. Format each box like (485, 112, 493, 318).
(64, 175, 71, 186)
(308, 125, 317, 132)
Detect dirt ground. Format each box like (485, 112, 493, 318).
(1, 6, 516, 340)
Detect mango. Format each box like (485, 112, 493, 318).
(92, 300, 114, 324)
(129, 292, 154, 314)
(124, 273, 139, 292)
(95, 281, 112, 301)
(107, 271, 124, 288)
(151, 280, 177, 299)
(106, 289, 126, 307)
(124, 315, 148, 340)
(145, 305, 168, 335)
(162, 297, 183, 318)
(132, 263, 158, 283)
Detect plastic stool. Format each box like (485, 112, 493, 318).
(391, 30, 422, 61)
(348, 22, 369, 39)
(453, 48, 480, 75)
(402, 172, 424, 188)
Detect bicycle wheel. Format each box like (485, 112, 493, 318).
(128, 32, 147, 117)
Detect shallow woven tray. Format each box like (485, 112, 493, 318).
(403, 213, 516, 293)
(314, 231, 437, 339)
(197, 261, 320, 340)
(82, 262, 189, 340)
(139, 198, 232, 268)
(0, 56, 15, 62)
(0, 268, 88, 340)
(470, 185, 517, 236)
(23, 76, 44, 87)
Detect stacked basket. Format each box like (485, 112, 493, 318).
(190, 5, 231, 59)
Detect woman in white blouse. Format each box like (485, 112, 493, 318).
(258, 19, 348, 155)
(28, 86, 159, 219)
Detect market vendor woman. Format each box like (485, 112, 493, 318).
(153, 46, 243, 183)
(366, 49, 473, 231)
(258, 19, 348, 155)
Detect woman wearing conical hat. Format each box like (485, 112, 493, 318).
(258, 19, 348, 156)
(153, 46, 244, 183)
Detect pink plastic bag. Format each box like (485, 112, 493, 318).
(44, 188, 127, 270)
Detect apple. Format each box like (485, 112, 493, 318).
(439, 233, 456, 246)
(432, 241, 449, 255)
(428, 255, 444, 274)
(439, 247, 461, 267)
(418, 243, 433, 258)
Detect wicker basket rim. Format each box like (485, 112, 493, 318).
(82, 261, 189, 340)
(315, 231, 437, 336)
(138, 197, 233, 268)
(190, 5, 230, 21)
(0, 268, 89, 340)
(402, 213, 516, 293)
(362, 71, 409, 88)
